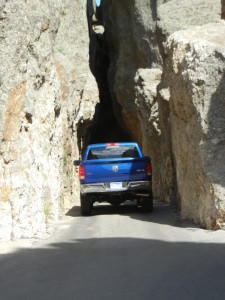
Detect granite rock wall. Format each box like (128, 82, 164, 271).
(157, 0, 222, 206)
(1, 0, 225, 240)
(0, 0, 99, 240)
(165, 22, 225, 228)
(101, 0, 171, 199)
(102, 0, 225, 228)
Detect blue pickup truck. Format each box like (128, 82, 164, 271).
(75, 142, 153, 215)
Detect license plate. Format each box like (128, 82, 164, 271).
(110, 182, 123, 189)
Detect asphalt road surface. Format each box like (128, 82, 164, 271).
(1, 201, 225, 300)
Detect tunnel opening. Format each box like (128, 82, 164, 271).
(80, 2, 132, 154)
(89, 41, 131, 145)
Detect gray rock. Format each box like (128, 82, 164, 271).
(157, 0, 221, 58)
(134, 68, 162, 197)
(0, 0, 99, 241)
(102, 0, 172, 199)
(102, 0, 225, 230)
(156, 0, 223, 215)
(165, 21, 225, 229)
(1, 0, 225, 239)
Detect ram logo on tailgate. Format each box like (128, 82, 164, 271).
(112, 165, 119, 172)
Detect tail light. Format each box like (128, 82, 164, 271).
(106, 143, 119, 147)
(79, 166, 86, 180)
(146, 162, 152, 176)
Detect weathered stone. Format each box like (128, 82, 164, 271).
(3, 83, 26, 141)
(157, 80, 177, 204)
(165, 22, 225, 229)
(1, 0, 225, 240)
(102, 0, 221, 202)
(157, 0, 221, 58)
(133, 68, 162, 197)
(156, 0, 222, 206)
(101, 0, 173, 199)
(0, 0, 99, 241)
(102, 0, 225, 229)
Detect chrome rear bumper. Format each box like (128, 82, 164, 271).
(80, 180, 151, 195)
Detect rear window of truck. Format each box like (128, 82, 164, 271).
(87, 145, 140, 160)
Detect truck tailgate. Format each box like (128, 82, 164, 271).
(83, 159, 148, 183)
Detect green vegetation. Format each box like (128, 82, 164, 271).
(60, 10, 66, 17)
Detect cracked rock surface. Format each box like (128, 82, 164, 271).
(0, 0, 99, 240)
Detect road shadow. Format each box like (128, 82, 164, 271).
(66, 201, 200, 229)
(0, 237, 225, 300)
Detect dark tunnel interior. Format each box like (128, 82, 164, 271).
(89, 10, 131, 145)
(89, 47, 131, 145)
(78, 6, 132, 155)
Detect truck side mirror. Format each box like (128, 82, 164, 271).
(74, 160, 81, 166)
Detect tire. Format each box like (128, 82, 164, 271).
(141, 191, 153, 212)
(80, 194, 92, 216)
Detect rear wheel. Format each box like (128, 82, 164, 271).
(80, 194, 92, 216)
(141, 191, 153, 212)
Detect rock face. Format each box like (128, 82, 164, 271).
(102, 0, 225, 228)
(165, 22, 225, 228)
(0, 0, 225, 240)
(157, 0, 224, 227)
(0, 0, 99, 240)
(157, 0, 222, 206)
(102, 0, 222, 202)
(101, 0, 171, 199)
(157, 0, 221, 59)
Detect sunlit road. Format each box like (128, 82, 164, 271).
(1, 202, 225, 300)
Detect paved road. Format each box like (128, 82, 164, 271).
(1, 202, 225, 300)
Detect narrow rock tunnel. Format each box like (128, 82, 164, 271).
(89, 38, 131, 145)
(78, 4, 132, 154)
